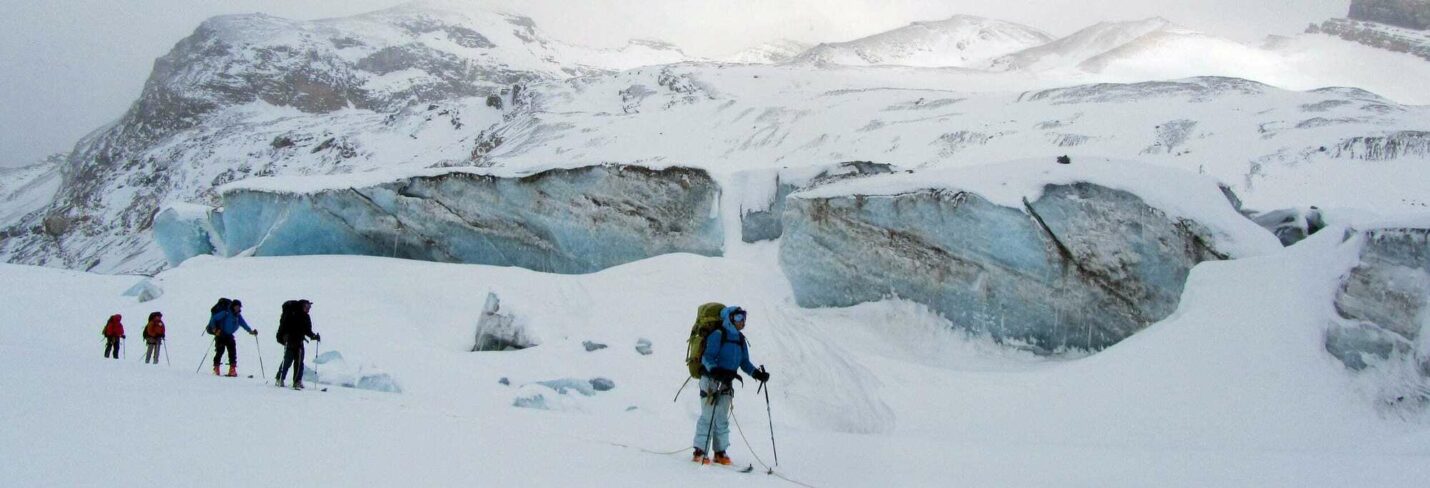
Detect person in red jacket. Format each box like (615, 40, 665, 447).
(101, 314, 125, 359)
(142, 312, 166, 365)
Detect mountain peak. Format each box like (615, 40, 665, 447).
(791, 14, 1052, 68)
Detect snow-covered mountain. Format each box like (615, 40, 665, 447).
(0, 4, 694, 273)
(4, 3, 1430, 278)
(989, 17, 1175, 71)
(791, 15, 1053, 68)
(720, 39, 812, 64)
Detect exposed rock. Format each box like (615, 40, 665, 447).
(1308, 18, 1430, 61)
(1348, 0, 1430, 30)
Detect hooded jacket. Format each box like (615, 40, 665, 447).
(101, 315, 124, 338)
(143, 320, 165, 342)
(700, 306, 758, 379)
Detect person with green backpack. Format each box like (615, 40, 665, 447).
(686, 303, 770, 466)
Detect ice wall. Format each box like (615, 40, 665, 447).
(780, 182, 1232, 354)
(738, 161, 896, 243)
(1329, 227, 1430, 376)
(218, 165, 721, 274)
(152, 203, 225, 267)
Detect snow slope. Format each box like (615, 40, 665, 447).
(792, 15, 1053, 68)
(989, 17, 1175, 71)
(721, 39, 814, 64)
(3, 217, 1430, 485)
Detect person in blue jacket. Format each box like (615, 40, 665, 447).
(691, 305, 771, 465)
(207, 299, 257, 376)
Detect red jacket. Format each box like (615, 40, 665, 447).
(144, 320, 165, 341)
(102, 315, 124, 338)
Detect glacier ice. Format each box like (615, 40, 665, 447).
(780, 182, 1232, 354)
(1330, 227, 1430, 382)
(310, 350, 401, 393)
(472, 292, 531, 351)
(153, 203, 226, 267)
(218, 164, 721, 274)
(1252, 207, 1327, 246)
(738, 161, 895, 243)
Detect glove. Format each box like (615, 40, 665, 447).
(753, 370, 770, 383)
(315, 333, 322, 342)
(121, 335, 127, 339)
(250, 329, 259, 335)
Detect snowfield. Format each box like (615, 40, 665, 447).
(3, 219, 1430, 486)
(4, 3, 1430, 486)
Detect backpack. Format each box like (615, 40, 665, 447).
(206, 298, 231, 335)
(276, 300, 297, 345)
(685, 302, 726, 379)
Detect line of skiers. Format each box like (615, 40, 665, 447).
(100, 312, 167, 364)
(101, 297, 321, 390)
(102, 298, 775, 466)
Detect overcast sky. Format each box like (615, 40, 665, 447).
(0, 0, 1347, 167)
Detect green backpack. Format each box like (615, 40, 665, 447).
(685, 302, 726, 378)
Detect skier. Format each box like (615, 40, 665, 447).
(274, 300, 320, 389)
(207, 299, 257, 376)
(691, 305, 771, 466)
(101, 314, 125, 359)
(142, 312, 166, 365)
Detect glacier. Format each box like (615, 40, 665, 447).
(779, 159, 1277, 353)
(185, 164, 721, 274)
(1329, 224, 1430, 380)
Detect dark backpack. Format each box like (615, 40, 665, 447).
(685, 302, 726, 378)
(276, 300, 297, 345)
(206, 298, 231, 335)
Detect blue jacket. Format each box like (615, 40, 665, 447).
(701, 306, 758, 377)
(207, 310, 254, 336)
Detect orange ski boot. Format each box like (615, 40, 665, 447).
(713, 451, 732, 466)
(226, 365, 238, 377)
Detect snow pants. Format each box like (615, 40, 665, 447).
(144, 341, 161, 364)
(692, 376, 734, 453)
(276, 342, 305, 384)
(103, 338, 120, 359)
(213, 334, 237, 368)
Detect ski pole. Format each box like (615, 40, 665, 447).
(163, 339, 171, 366)
(313, 338, 320, 388)
(122, 338, 127, 359)
(196, 336, 214, 373)
(254, 333, 266, 380)
(760, 366, 778, 467)
(703, 386, 720, 459)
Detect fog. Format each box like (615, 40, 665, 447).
(0, 0, 1347, 167)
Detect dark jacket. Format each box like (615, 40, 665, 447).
(277, 302, 316, 345)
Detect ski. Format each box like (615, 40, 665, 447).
(697, 462, 754, 473)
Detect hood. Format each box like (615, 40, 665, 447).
(720, 305, 745, 333)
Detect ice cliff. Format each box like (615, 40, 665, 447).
(779, 159, 1280, 353)
(158, 164, 721, 274)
